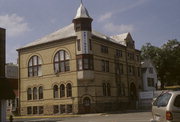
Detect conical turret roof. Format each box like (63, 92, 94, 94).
(74, 2, 92, 19)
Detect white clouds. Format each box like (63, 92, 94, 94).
(98, 12, 113, 22)
(104, 23, 134, 34)
(0, 14, 30, 37)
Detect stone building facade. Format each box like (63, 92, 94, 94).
(17, 3, 142, 116)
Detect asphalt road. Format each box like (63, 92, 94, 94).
(12, 111, 152, 122)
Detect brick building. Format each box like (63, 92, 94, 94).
(17, 2, 142, 116)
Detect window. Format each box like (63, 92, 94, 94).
(77, 55, 93, 70)
(102, 83, 106, 96)
(101, 45, 108, 53)
(174, 95, 180, 107)
(53, 85, 58, 98)
(77, 39, 81, 51)
(148, 78, 154, 87)
(89, 39, 92, 50)
(127, 52, 134, 60)
(53, 105, 59, 114)
(128, 65, 135, 75)
(27, 106, 32, 115)
(27, 88, 32, 100)
(101, 60, 109, 72)
(115, 63, 123, 74)
(54, 50, 70, 73)
(137, 67, 141, 77)
(39, 86, 43, 99)
(122, 83, 126, 96)
(66, 83, 72, 97)
(28, 56, 42, 77)
(60, 105, 66, 113)
(39, 106, 43, 114)
(67, 104, 73, 113)
(33, 87, 37, 100)
(116, 49, 122, 57)
(107, 83, 111, 96)
(153, 93, 171, 107)
(149, 67, 153, 74)
(33, 106, 38, 114)
(60, 84, 65, 98)
(136, 55, 140, 61)
(83, 97, 91, 106)
(102, 83, 111, 96)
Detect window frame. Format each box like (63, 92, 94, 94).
(54, 50, 70, 73)
(28, 55, 42, 77)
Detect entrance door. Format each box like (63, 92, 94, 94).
(83, 97, 91, 113)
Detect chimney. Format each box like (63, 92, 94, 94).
(0, 28, 5, 78)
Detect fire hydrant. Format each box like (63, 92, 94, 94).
(9, 115, 13, 122)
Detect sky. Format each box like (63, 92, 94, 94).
(0, 0, 180, 63)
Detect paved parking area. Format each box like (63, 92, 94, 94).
(13, 111, 152, 122)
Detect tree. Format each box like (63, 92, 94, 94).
(141, 39, 180, 87)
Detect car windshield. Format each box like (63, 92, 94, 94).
(174, 95, 180, 107)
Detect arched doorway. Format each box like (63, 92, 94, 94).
(83, 97, 91, 113)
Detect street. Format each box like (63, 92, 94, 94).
(12, 111, 152, 122)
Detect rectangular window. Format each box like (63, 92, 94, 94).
(60, 105, 66, 114)
(77, 39, 81, 51)
(101, 60, 109, 72)
(101, 45, 108, 53)
(77, 59, 82, 70)
(127, 52, 134, 60)
(67, 104, 73, 113)
(53, 105, 59, 114)
(77, 55, 93, 70)
(137, 67, 141, 76)
(83, 58, 89, 69)
(27, 106, 32, 115)
(116, 49, 122, 57)
(89, 39, 92, 50)
(149, 67, 153, 74)
(115, 63, 123, 74)
(39, 106, 43, 114)
(148, 78, 154, 87)
(33, 106, 38, 114)
(128, 65, 135, 75)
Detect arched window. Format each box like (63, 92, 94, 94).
(60, 84, 65, 98)
(54, 50, 70, 73)
(53, 85, 58, 98)
(39, 86, 43, 99)
(107, 83, 111, 96)
(102, 83, 106, 96)
(66, 83, 72, 97)
(28, 56, 42, 77)
(27, 88, 32, 100)
(33, 87, 37, 100)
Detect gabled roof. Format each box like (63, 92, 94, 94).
(18, 23, 128, 50)
(74, 2, 92, 19)
(110, 33, 129, 46)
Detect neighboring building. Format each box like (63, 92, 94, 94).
(0, 28, 15, 121)
(5, 63, 18, 79)
(5, 63, 19, 116)
(17, 2, 142, 116)
(141, 59, 158, 91)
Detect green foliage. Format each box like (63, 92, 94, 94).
(141, 39, 180, 87)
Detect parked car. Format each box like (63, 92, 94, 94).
(150, 91, 180, 122)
